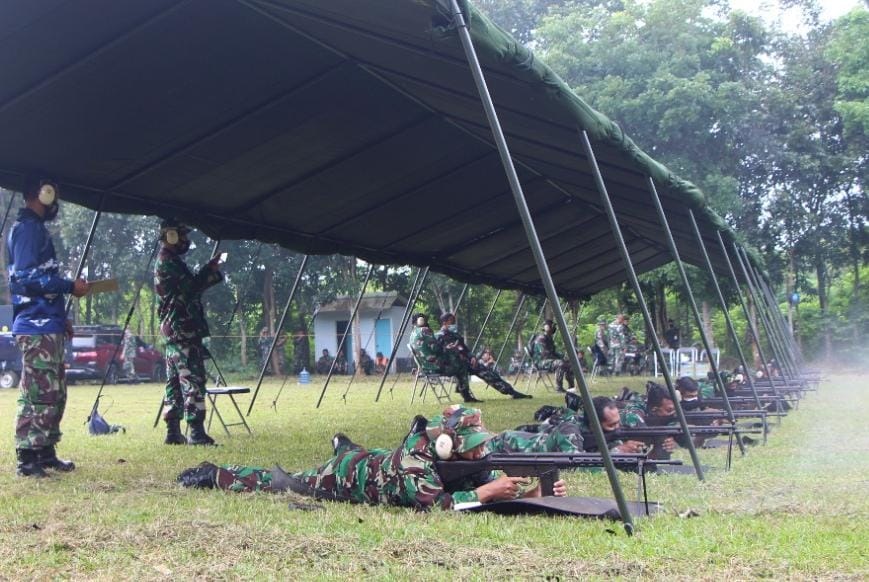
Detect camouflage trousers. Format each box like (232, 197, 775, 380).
(15, 333, 67, 450)
(610, 347, 624, 374)
(487, 424, 584, 454)
(163, 341, 207, 423)
(537, 358, 575, 389)
(469, 362, 517, 396)
(214, 443, 388, 502)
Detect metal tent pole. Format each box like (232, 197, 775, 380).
(453, 283, 469, 316)
(647, 179, 744, 456)
(65, 197, 104, 314)
(495, 293, 528, 372)
(715, 235, 786, 391)
(580, 131, 704, 482)
(508, 297, 543, 384)
(470, 289, 502, 354)
(736, 247, 801, 384)
(0, 189, 16, 239)
(449, 0, 635, 534)
(247, 255, 309, 415)
(341, 295, 392, 401)
(375, 266, 429, 402)
(686, 214, 765, 409)
(748, 255, 806, 376)
(316, 264, 374, 408)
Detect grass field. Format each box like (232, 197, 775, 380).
(0, 371, 866, 580)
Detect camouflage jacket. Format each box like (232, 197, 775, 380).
(155, 247, 222, 345)
(530, 333, 562, 362)
(594, 327, 609, 351)
(435, 328, 471, 362)
(296, 430, 492, 510)
(608, 322, 627, 348)
(410, 325, 444, 373)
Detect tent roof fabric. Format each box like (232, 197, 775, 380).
(0, 0, 756, 298)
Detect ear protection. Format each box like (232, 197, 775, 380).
(164, 228, 179, 245)
(415, 315, 427, 327)
(37, 182, 57, 206)
(434, 407, 464, 460)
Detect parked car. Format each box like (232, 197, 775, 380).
(0, 333, 22, 389)
(66, 325, 165, 384)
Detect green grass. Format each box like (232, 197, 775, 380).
(0, 372, 866, 579)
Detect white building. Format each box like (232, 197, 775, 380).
(313, 292, 412, 373)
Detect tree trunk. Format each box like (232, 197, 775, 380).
(239, 311, 247, 367)
(816, 258, 832, 360)
(263, 268, 282, 375)
(701, 301, 714, 350)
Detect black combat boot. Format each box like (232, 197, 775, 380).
(38, 445, 75, 472)
(164, 417, 187, 445)
(187, 413, 217, 446)
(16, 448, 47, 478)
(510, 389, 532, 399)
(460, 389, 483, 403)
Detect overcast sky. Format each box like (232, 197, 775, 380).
(729, 0, 861, 26)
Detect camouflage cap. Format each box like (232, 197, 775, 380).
(426, 404, 493, 454)
(597, 316, 607, 324)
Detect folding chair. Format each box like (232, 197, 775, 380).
(408, 344, 453, 405)
(206, 386, 253, 436)
(523, 346, 555, 391)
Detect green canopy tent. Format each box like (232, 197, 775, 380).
(0, 0, 772, 534)
(0, 0, 758, 298)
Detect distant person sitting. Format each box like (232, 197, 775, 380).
(334, 349, 348, 375)
(358, 348, 374, 375)
(478, 348, 497, 371)
(374, 352, 388, 374)
(316, 349, 334, 375)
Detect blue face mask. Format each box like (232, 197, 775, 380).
(447, 324, 458, 333)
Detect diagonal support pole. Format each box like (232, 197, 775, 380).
(375, 266, 429, 402)
(646, 179, 744, 456)
(65, 197, 105, 314)
(687, 214, 764, 410)
(449, 0, 635, 533)
(316, 264, 374, 408)
(247, 255, 309, 415)
(581, 131, 704, 482)
(471, 289, 502, 354)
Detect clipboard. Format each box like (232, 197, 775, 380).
(88, 279, 119, 294)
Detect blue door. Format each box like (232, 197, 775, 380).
(375, 318, 391, 359)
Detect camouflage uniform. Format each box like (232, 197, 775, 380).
(608, 319, 628, 375)
(435, 327, 527, 398)
(209, 406, 495, 510)
(7, 207, 76, 453)
(122, 331, 137, 379)
(155, 246, 222, 422)
(410, 325, 471, 395)
(14, 334, 67, 449)
(530, 332, 574, 390)
(487, 423, 584, 454)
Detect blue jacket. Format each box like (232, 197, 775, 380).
(6, 208, 73, 335)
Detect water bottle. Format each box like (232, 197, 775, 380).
(299, 367, 310, 385)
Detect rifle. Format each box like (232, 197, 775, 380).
(581, 425, 743, 454)
(435, 452, 681, 496)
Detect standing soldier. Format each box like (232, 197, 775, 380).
(409, 313, 481, 403)
(608, 314, 628, 375)
(7, 176, 89, 477)
(155, 219, 223, 446)
(121, 329, 138, 382)
(593, 316, 610, 370)
(529, 320, 575, 392)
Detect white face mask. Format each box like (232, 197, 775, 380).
(447, 324, 458, 333)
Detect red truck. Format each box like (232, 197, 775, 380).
(66, 325, 165, 384)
